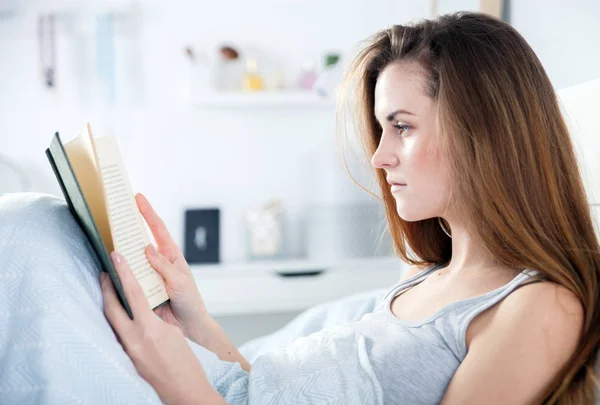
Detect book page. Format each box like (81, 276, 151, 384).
(63, 124, 114, 252)
(94, 136, 169, 309)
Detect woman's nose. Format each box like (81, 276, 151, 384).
(371, 134, 399, 169)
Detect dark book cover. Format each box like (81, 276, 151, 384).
(46, 132, 134, 319)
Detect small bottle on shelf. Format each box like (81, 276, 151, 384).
(298, 59, 318, 90)
(242, 57, 265, 91)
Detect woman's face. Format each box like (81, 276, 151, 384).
(372, 61, 452, 222)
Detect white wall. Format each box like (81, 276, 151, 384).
(510, 0, 600, 90)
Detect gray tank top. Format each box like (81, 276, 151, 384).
(351, 263, 539, 404)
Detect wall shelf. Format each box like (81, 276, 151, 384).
(191, 90, 336, 109)
(191, 256, 406, 316)
(33, 0, 139, 14)
(192, 256, 401, 277)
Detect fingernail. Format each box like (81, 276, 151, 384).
(111, 251, 122, 265)
(148, 244, 157, 257)
(100, 272, 106, 283)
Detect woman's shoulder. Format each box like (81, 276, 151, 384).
(500, 279, 583, 325)
(477, 279, 583, 365)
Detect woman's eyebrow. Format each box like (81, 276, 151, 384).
(386, 109, 416, 121)
(374, 108, 416, 125)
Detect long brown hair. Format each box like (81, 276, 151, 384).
(338, 11, 600, 404)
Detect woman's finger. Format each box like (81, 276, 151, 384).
(100, 272, 133, 335)
(111, 251, 151, 321)
(146, 244, 179, 285)
(135, 193, 182, 263)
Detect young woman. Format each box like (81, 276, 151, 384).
(1, 11, 598, 405)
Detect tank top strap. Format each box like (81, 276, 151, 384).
(451, 268, 540, 357)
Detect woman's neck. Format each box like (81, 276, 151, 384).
(441, 218, 504, 275)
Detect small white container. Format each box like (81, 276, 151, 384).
(245, 200, 286, 260)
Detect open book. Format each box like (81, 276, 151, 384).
(46, 123, 169, 319)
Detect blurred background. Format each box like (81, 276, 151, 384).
(1, 0, 599, 344)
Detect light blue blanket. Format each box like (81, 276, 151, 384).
(0, 193, 386, 405)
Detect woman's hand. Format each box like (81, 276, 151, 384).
(136, 193, 217, 345)
(135, 193, 251, 372)
(100, 251, 226, 405)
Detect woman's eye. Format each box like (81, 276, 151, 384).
(393, 123, 411, 135)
